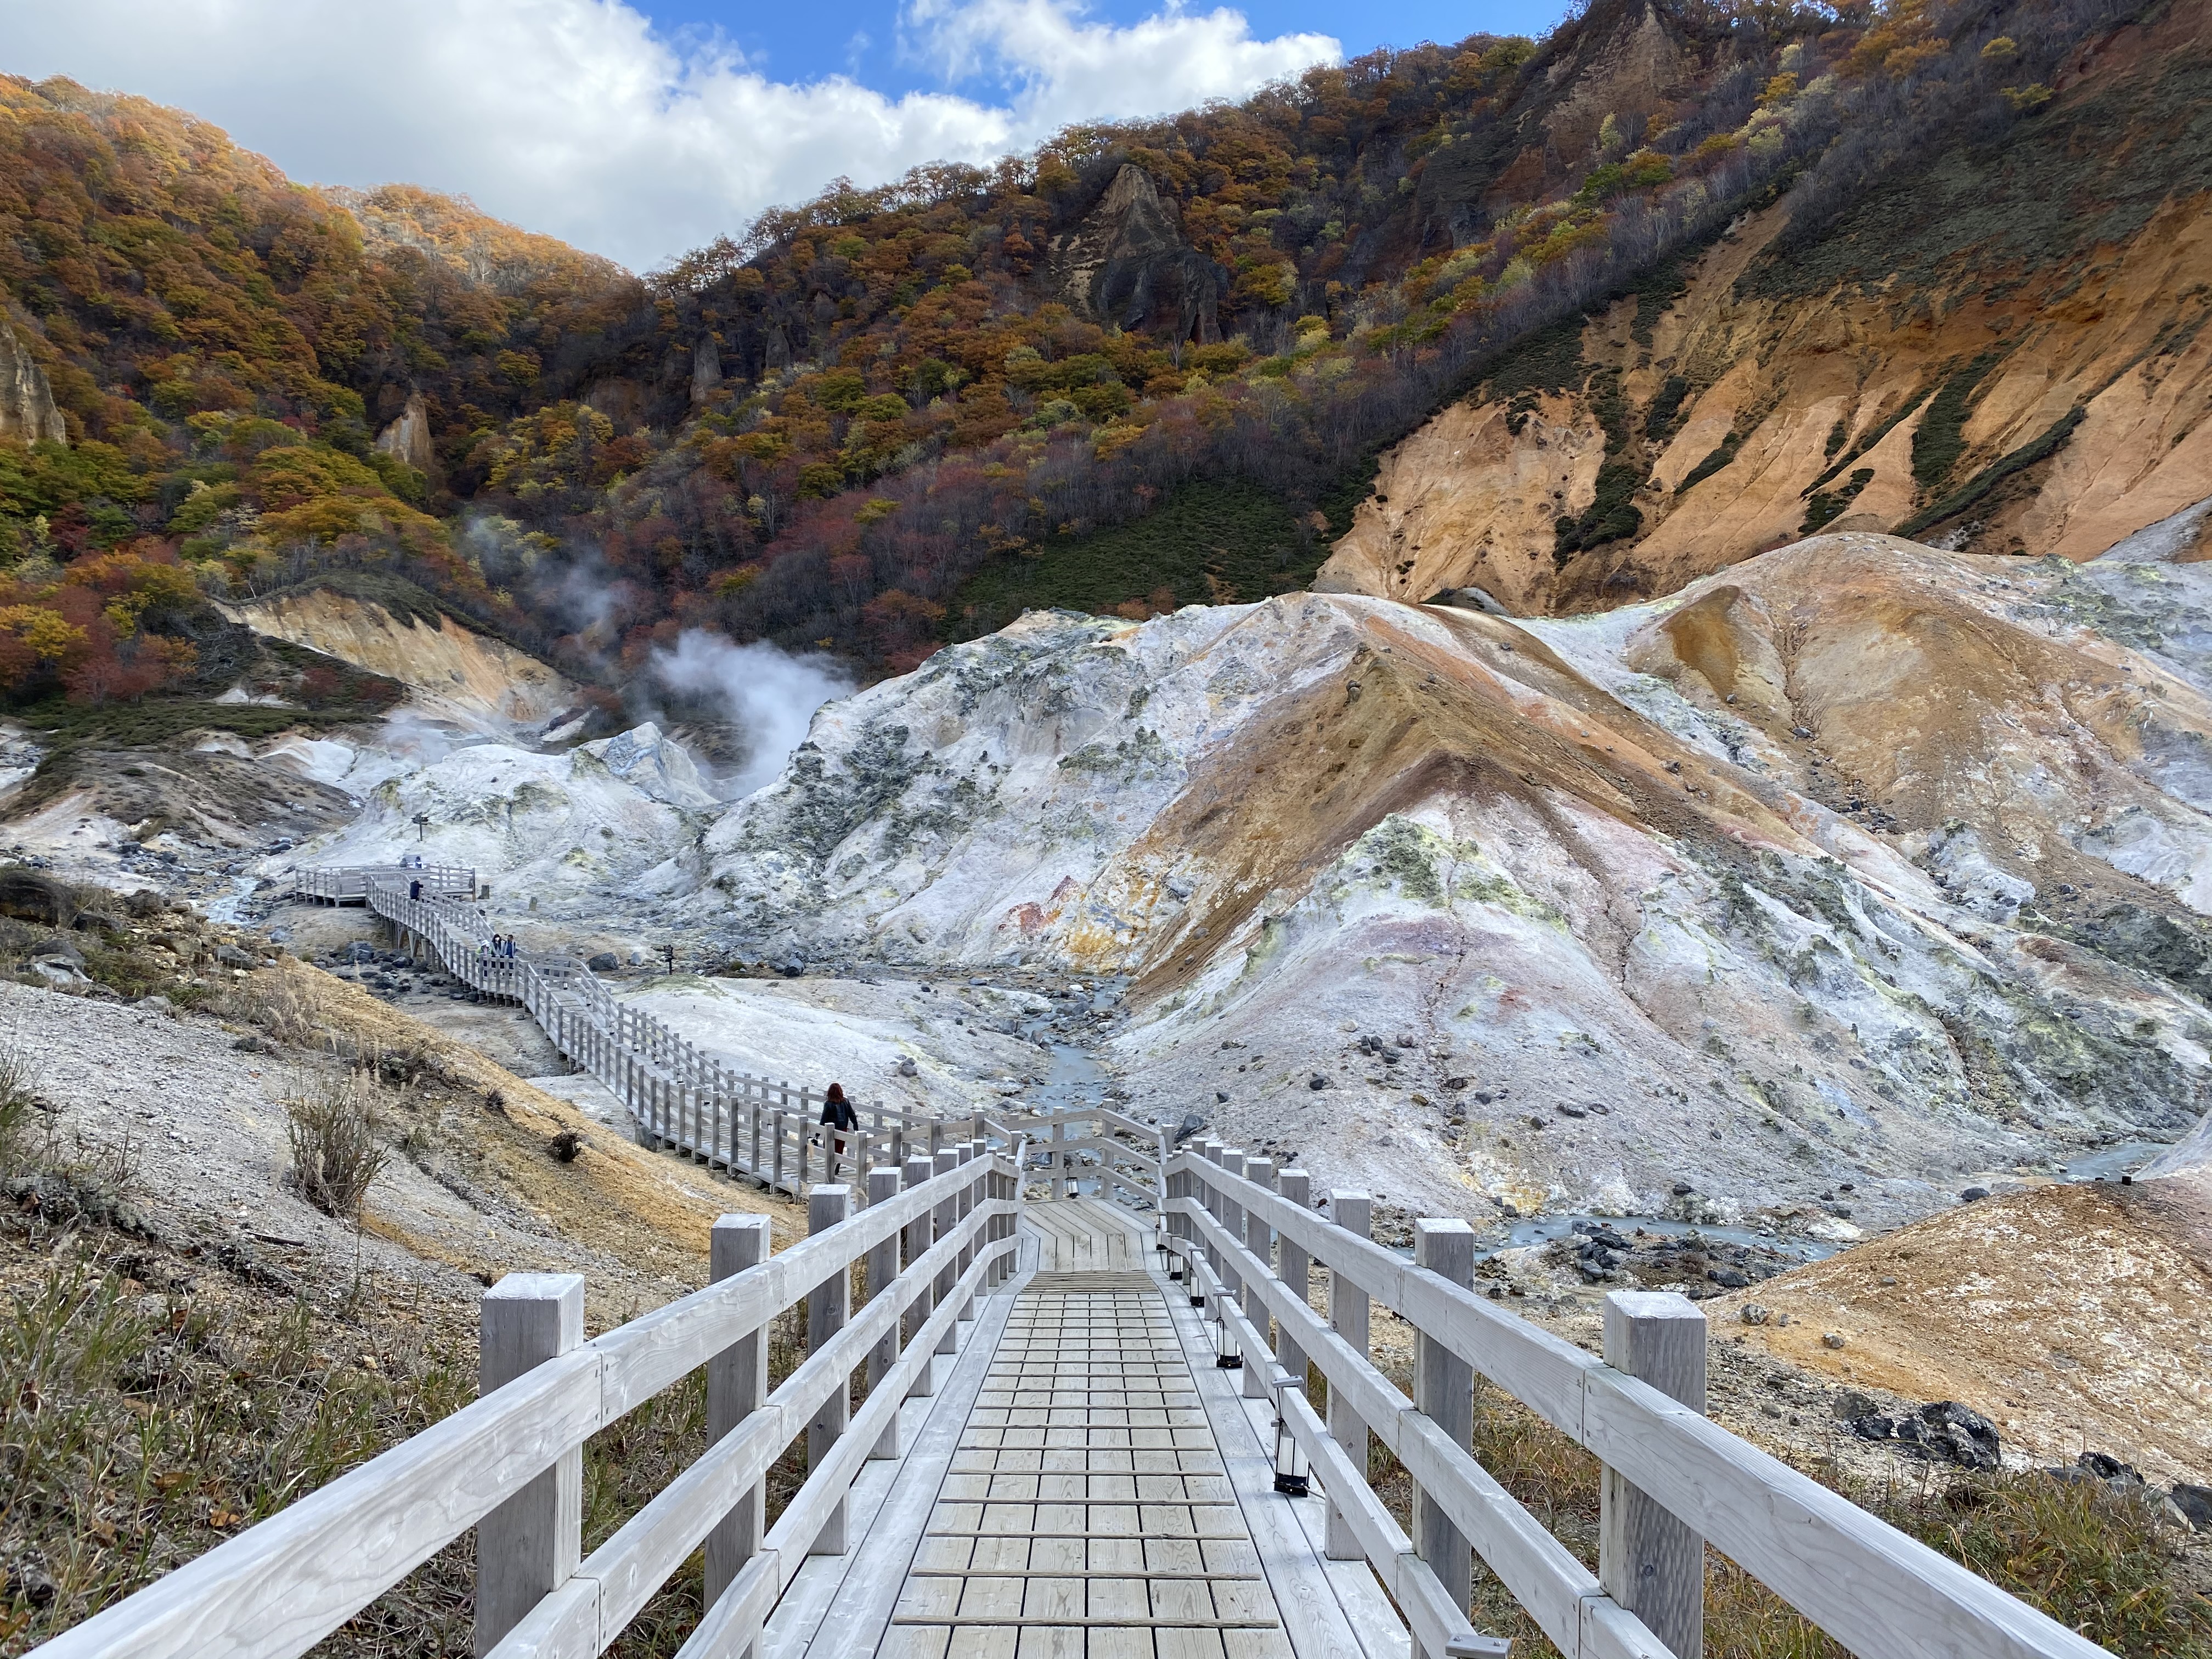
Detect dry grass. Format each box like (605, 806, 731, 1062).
(285, 1070, 391, 1220)
(1316, 1291, 2210, 1659)
(0, 1238, 477, 1655)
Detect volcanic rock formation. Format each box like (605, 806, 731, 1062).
(692, 529, 2212, 1222)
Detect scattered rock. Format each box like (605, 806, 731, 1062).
(548, 1129, 584, 1163)
(1308, 1074, 1329, 1091)
(2171, 1484, 2212, 1530)
(214, 944, 257, 969)
(1960, 1186, 1989, 1202)
(4, 1558, 57, 1609)
(1672, 1182, 1694, 1197)
(586, 952, 620, 972)
(1740, 1304, 1771, 1325)
(0, 869, 78, 928)
(1821, 1331, 1848, 1349)
(1849, 1401, 2000, 1469)
(895, 1056, 918, 1077)
(230, 1035, 268, 1054)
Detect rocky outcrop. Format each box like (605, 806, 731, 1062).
(1313, 393, 1606, 611)
(225, 585, 574, 736)
(0, 314, 65, 445)
(1517, 0, 1693, 165)
(373, 392, 435, 475)
(690, 337, 723, 406)
(286, 721, 710, 915)
(1322, 4, 2212, 611)
(329, 183, 629, 295)
(1048, 165, 1224, 343)
(692, 533, 2212, 1224)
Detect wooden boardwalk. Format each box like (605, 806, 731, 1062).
(770, 1201, 1396, 1659)
(1022, 1196, 1151, 1272)
(32, 1155, 2108, 1659)
(887, 1274, 1285, 1659)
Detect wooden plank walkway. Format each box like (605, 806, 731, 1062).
(883, 1274, 1292, 1659)
(1022, 1197, 1150, 1272)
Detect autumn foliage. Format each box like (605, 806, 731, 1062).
(0, 0, 2104, 693)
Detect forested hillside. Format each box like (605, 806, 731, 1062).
(0, 0, 2171, 701)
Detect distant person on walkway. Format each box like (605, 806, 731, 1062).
(408, 878, 421, 901)
(820, 1082, 859, 1178)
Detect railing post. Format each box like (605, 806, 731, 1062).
(474, 1273, 584, 1656)
(1277, 1167, 1310, 1390)
(956, 1141, 979, 1323)
(1240, 1157, 1274, 1400)
(1600, 1291, 1708, 1659)
(1412, 1219, 1475, 1659)
(1325, 1191, 1371, 1561)
(1218, 1148, 1246, 1312)
(903, 1155, 938, 1398)
(932, 1148, 959, 1357)
(992, 1156, 1011, 1286)
(706, 1214, 770, 1626)
(866, 1166, 904, 1458)
(806, 1184, 854, 1554)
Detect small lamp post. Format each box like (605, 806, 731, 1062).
(1271, 1379, 1311, 1497)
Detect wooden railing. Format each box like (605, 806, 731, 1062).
(297, 865, 958, 1199)
(29, 1145, 1026, 1659)
(295, 864, 477, 904)
(984, 1103, 1174, 1223)
(1164, 1142, 2106, 1659)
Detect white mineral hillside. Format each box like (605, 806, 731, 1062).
(278, 723, 715, 918)
(696, 531, 2212, 1227)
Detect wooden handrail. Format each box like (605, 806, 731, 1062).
(1167, 1150, 2107, 1659)
(31, 1153, 1022, 1659)
(290, 864, 946, 1200)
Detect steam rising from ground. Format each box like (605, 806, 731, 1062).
(651, 631, 853, 799)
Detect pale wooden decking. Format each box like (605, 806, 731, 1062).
(1022, 1197, 1150, 1272)
(882, 1277, 1289, 1659)
(757, 1200, 1402, 1659)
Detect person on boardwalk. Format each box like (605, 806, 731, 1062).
(820, 1082, 858, 1177)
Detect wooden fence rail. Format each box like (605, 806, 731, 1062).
(295, 865, 973, 1200)
(1164, 1144, 2108, 1659)
(29, 1146, 1026, 1659)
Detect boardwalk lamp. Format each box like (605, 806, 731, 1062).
(1271, 1380, 1311, 1497)
(1209, 1293, 1242, 1370)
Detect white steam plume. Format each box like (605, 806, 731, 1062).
(651, 630, 853, 798)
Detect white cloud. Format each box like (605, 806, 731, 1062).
(8, 0, 1339, 272)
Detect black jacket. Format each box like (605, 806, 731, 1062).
(821, 1096, 857, 1130)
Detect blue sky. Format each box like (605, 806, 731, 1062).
(13, 0, 1570, 270)
(669, 0, 1566, 93)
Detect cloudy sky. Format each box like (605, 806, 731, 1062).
(10, 0, 1563, 272)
